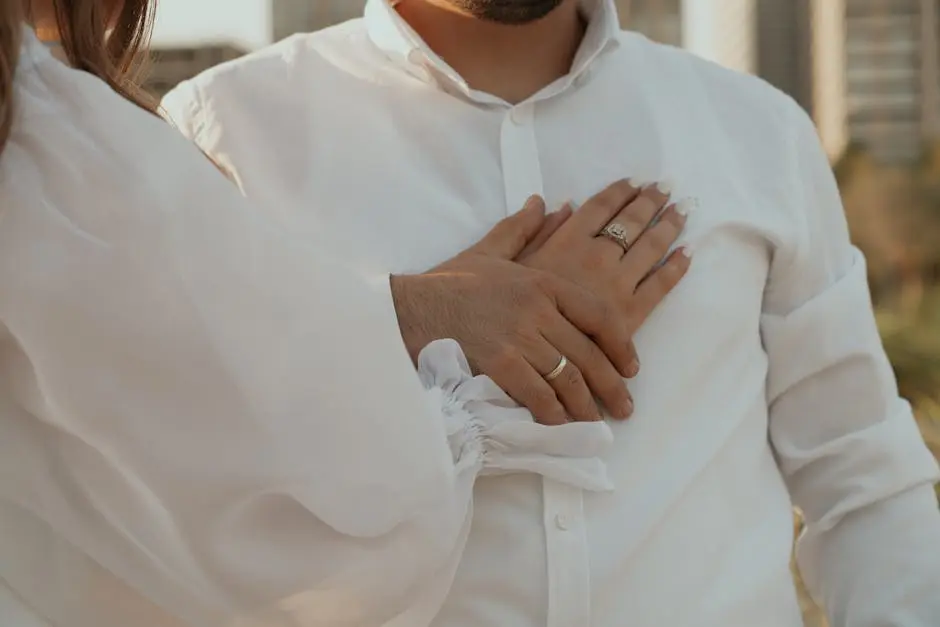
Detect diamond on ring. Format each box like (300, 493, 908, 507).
(544, 355, 569, 382)
(599, 222, 632, 252)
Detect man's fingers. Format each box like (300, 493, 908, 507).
(624, 340, 640, 378)
(547, 277, 636, 378)
(471, 195, 547, 259)
(526, 344, 600, 422)
(484, 350, 569, 426)
(516, 204, 573, 261)
(542, 323, 633, 420)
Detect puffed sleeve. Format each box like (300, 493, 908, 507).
(761, 97, 940, 626)
(0, 33, 613, 627)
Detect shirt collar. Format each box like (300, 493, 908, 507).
(363, 0, 622, 102)
(19, 27, 53, 70)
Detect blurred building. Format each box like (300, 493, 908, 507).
(271, 0, 366, 40)
(622, 0, 940, 163)
(148, 0, 940, 164)
(146, 45, 245, 98)
(842, 0, 940, 163)
(147, 0, 367, 98)
(618, 0, 683, 46)
(756, 0, 940, 164)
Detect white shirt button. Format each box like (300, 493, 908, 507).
(554, 513, 570, 531)
(509, 105, 532, 125)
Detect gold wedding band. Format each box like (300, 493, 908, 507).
(544, 355, 569, 382)
(598, 222, 632, 253)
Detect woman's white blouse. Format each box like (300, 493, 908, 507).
(0, 30, 613, 627)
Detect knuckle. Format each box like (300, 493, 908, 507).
(487, 347, 520, 373)
(529, 387, 557, 409)
(662, 255, 688, 282)
(542, 405, 568, 425)
(646, 224, 677, 252)
(628, 194, 655, 215)
(581, 340, 607, 367)
(562, 363, 586, 388)
(528, 391, 565, 423)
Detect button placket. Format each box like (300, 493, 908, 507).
(544, 482, 591, 627)
(498, 100, 590, 626)
(499, 103, 542, 213)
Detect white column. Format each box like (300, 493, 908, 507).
(810, 0, 848, 161)
(920, 0, 940, 140)
(680, 0, 757, 74)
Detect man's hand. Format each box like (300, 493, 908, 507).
(391, 199, 635, 425)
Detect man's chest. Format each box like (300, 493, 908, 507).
(228, 88, 783, 352)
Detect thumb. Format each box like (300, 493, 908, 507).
(469, 195, 547, 259)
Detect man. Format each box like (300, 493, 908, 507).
(162, 0, 940, 624)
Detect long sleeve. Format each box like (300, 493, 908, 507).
(762, 100, 940, 626)
(0, 34, 615, 627)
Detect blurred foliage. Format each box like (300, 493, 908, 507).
(795, 142, 940, 627)
(835, 142, 940, 464)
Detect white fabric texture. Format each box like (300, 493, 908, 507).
(161, 0, 940, 625)
(0, 29, 613, 627)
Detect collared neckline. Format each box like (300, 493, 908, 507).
(363, 0, 622, 104)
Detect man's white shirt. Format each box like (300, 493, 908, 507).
(162, 1, 940, 625)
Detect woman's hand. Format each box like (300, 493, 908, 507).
(518, 179, 692, 416)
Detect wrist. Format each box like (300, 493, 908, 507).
(389, 274, 436, 363)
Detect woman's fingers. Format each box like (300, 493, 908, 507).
(621, 201, 690, 289)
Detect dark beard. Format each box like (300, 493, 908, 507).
(450, 0, 565, 24)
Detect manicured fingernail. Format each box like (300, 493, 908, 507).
(681, 244, 694, 258)
(655, 180, 673, 195)
(675, 198, 695, 217)
(620, 397, 634, 418)
(627, 177, 644, 188)
(560, 198, 577, 211)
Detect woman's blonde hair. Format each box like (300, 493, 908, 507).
(0, 0, 157, 151)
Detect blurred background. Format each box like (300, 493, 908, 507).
(146, 2, 940, 625)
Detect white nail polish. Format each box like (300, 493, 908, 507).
(627, 177, 643, 188)
(675, 198, 695, 216)
(681, 243, 695, 258)
(655, 180, 673, 195)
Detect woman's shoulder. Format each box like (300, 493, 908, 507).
(2, 32, 247, 248)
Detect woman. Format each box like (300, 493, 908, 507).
(0, 1, 688, 626)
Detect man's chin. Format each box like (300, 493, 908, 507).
(451, 0, 565, 25)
